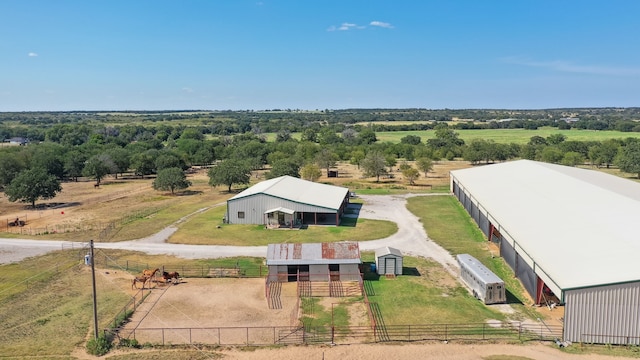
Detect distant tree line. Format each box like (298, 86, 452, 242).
(2, 109, 640, 207)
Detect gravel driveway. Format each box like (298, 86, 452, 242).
(0, 194, 459, 275)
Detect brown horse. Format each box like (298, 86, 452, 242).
(131, 275, 150, 289)
(142, 268, 159, 278)
(161, 271, 180, 284)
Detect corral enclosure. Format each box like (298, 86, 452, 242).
(122, 278, 301, 345)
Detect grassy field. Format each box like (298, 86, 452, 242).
(263, 127, 640, 144)
(362, 254, 506, 325)
(375, 128, 640, 144)
(0, 250, 132, 357)
(406, 195, 535, 313)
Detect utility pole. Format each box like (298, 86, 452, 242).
(90, 239, 99, 339)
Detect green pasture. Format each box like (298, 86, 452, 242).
(169, 204, 398, 245)
(362, 254, 506, 325)
(407, 195, 533, 309)
(374, 128, 640, 144)
(263, 127, 640, 145)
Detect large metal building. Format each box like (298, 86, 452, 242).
(226, 176, 350, 226)
(450, 159, 640, 345)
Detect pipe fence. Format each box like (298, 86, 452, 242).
(113, 321, 563, 347)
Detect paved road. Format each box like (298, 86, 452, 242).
(0, 194, 459, 275)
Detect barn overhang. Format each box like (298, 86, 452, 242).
(265, 207, 295, 215)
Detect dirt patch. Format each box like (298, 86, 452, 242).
(121, 278, 300, 345)
(138, 278, 297, 327)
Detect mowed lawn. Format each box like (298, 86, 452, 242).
(362, 254, 506, 325)
(169, 204, 398, 245)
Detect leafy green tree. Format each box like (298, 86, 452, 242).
(315, 148, 338, 176)
(208, 159, 252, 192)
(398, 160, 411, 172)
(528, 136, 548, 146)
(547, 133, 567, 145)
(5, 168, 62, 208)
(0, 152, 25, 188)
(82, 154, 116, 186)
(357, 128, 377, 145)
(589, 140, 620, 168)
(401, 166, 420, 185)
(349, 149, 366, 169)
(153, 167, 191, 194)
(275, 129, 292, 142)
(29, 143, 66, 179)
(416, 157, 433, 177)
(561, 152, 584, 167)
(130, 149, 158, 178)
(300, 163, 322, 182)
(615, 141, 640, 178)
(266, 158, 300, 179)
(317, 127, 341, 145)
(385, 155, 397, 172)
(539, 146, 564, 164)
(426, 125, 464, 158)
(179, 128, 204, 141)
(300, 127, 319, 142)
(400, 134, 421, 145)
(361, 151, 387, 182)
(155, 151, 187, 171)
(105, 147, 131, 179)
(64, 150, 87, 182)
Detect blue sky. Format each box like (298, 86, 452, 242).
(1, 1, 639, 111)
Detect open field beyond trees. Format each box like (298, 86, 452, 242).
(373, 127, 640, 144)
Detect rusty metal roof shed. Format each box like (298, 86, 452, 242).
(266, 242, 361, 265)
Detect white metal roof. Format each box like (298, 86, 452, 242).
(229, 175, 349, 211)
(450, 159, 640, 291)
(264, 207, 295, 215)
(457, 254, 504, 284)
(375, 246, 403, 258)
(266, 242, 362, 265)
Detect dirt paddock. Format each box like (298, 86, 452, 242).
(124, 278, 300, 345)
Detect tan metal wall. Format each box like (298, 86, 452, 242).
(227, 194, 338, 224)
(564, 282, 640, 345)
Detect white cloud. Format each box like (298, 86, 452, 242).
(502, 56, 640, 76)
(28, 52, 38, 57)
(327, 22, 366, 31)
(370, 21, 393, 29)
(182, 87, 194, 93)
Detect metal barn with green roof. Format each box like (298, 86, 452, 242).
(226, 176, 350, 226)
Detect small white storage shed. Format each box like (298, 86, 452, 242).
(375, 247, 403, 276)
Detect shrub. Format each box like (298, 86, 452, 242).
(86, 335, 112, 356)
(118, 338, 139, 348)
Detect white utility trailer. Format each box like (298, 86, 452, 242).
(457, 254, 506, 305)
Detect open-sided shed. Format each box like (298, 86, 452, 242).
(266, 242, 361, 282)
(375, 246, 403, 276)
(450, 159, 640, 345)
